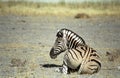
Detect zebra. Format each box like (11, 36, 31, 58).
(50, 28, 101, 74)
(50, 28, 86, 59)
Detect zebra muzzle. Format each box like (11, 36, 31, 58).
(50, 48, 57, 59)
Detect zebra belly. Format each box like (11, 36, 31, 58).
(64, 50, 82, 69)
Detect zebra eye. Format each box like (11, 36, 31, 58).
(58, 41, 61, 44)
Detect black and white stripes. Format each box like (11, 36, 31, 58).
(50, 28, 101, 74)
(61, 28, 86, 48)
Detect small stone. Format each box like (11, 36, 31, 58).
(12, 28, 15, 30)
(21, 20, 26, 23)
(38, 42, 41, 44)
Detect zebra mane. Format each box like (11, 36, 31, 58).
(60, 28, 86, 45)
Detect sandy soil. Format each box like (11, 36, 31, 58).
(0, 15, 120, 78)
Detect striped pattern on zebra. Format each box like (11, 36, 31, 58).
(50, 28, 86, 59)
(50, 28, 101, 74)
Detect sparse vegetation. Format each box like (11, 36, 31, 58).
(0, 1, 120, 16)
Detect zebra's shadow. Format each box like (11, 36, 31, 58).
(40, 64, 62, 68)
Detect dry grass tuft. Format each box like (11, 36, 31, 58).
(10, 58, 26, 67)
(106, 49, 120, 62)
(74, 13, 90, 19)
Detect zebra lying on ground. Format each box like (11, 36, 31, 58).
(50, 28, 101, 74)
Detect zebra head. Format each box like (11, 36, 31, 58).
(50, 30, 67, 59)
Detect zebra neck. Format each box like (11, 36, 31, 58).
(63, 29, 85, 48)
(67, 40, 80, 49)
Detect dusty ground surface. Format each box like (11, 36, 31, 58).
(0, 15, 120, 78)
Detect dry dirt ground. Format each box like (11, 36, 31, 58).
(0, 15, 120, 78)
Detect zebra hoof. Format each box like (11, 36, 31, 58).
(55, 68, 61, 73)
(55, 68, 68, 74)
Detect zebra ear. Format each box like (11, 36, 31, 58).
(56, 31, 63, 38)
